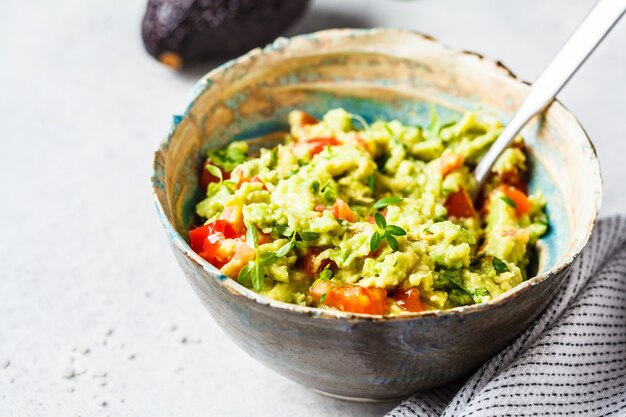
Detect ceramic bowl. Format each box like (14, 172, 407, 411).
(152, 28, 602, 400)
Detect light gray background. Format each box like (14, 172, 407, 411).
(1, 0, 625, 416)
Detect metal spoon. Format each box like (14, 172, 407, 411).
(474, 0, 626, 199)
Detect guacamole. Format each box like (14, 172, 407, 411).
(188, 108, 548, 315)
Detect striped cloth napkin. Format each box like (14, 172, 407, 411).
(387, 216, 626, 417)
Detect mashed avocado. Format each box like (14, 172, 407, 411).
(190, 108, 548, 315)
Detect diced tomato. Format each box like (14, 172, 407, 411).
(219, 206, 245, 237)
(331, 198, 357, 223)
(445, 188, 476, 218)
(220, 242, 256, 278)
(200, 159, 230, 191)
(297, 137, 341, 157)
(500, 170, 528, 194)
(198, 233, 236, 269)
(499, 185, 531, 216)
(314, 204, 326, 213)
(289, 110, 318, 128)
(238, 175, 268, 191)
(440, 153, 464, 177)
(189, 224, 211, 253)
(394, 288, 423, 312)
(310, 283, 388, 315)
(188, 219, 236, 253)
(302, 248, 334, 277)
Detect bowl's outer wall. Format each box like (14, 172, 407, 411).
(153, 29, 601, 398)
(172, 241, 569, 398)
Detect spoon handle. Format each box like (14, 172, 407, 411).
(474, 0, 626, 192)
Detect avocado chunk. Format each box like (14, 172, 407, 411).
(141, 0, 310, 68)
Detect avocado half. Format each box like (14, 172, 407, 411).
(141, 0, 311, 69)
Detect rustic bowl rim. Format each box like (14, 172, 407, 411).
(151, 27, 602, 322)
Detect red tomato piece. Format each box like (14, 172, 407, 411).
(310, 283, 388, 315)
(499, 185, 532, 216)
(200, 159, 229, 191)
(302, 248, 334, 277)
(219, 206, 245, 237)
(298, 137, 341, 157)
(500, 170, 528, 194)
(395, 288, 423, 312)
(198, 233, 235, 269)
(445, 188, 476, 218)
(440, 153, 464, 177)
(331, 198, 357, 223)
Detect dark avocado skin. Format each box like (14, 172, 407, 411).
(142, 0, 310, 67)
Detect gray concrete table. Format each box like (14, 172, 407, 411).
(2, 0, 625, 416)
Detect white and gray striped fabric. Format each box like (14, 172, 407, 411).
(387, 216, 626, 417)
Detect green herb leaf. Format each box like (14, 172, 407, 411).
(501, 196, 517, 209)
(385, 225, 407, 236)
(434, 215, 448, 223)
(492, 257, 510, 274)
(370, 231, 383, 252)
(274, 224, 293, 237)
(385, 234, 399, 251)
(374, 212, 387, 229)
(237, 262, 254, 286)
(367, 175, 376, 194)
(275, 240, 294, 258)
(320, 265, 333, 281)
(251, 262, 265, 292)
(294, 241, 309, 249)
(205, 164, 223, 182)
(373, 197, 404, 210)
(246, 224, 259, 248)
(473, 287, 490, 297)
(299, 231, 319, 241)
(319, 293, 328, 303)
(257, 251, 277, 266)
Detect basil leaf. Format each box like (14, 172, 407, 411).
(275, 240, 294, 258)
(385, 225, 407, 236)
(374, 197, 404, 210)
(257, 251, 277, 266)
(205, 164, 223, 182)
(299, 231, 319, 241)
(374, 212, 387, 229)
(492, 257, 510, 274)
(501, 196, 516, 209)
(274, 224, 293, 237)
(251, 262, 265, 292)
(246, 224, 259, 248)
(370, 232, 383, 252)
(385, 234, 399, 251)
(319, 265, 333, 281)
(237, 262, 254, 286)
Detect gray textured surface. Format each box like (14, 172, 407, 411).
(1, 0, 624, 416)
